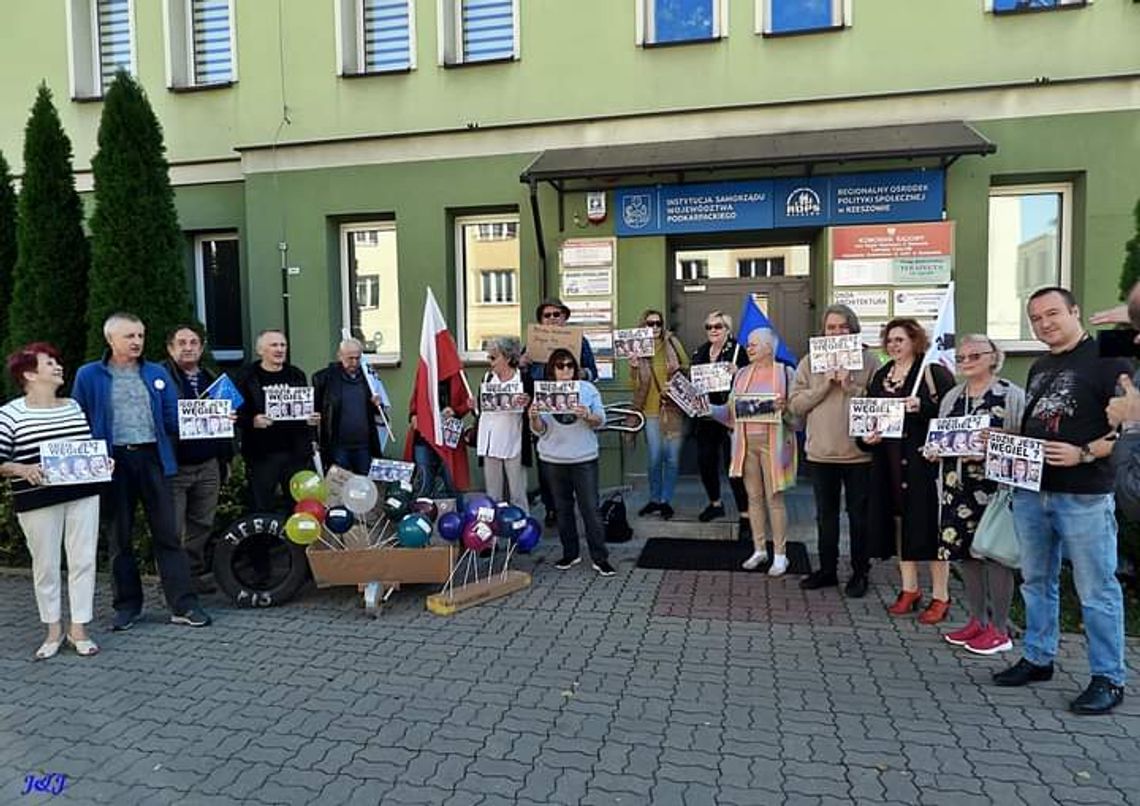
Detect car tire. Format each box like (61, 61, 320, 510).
(212, 512, 310, 608)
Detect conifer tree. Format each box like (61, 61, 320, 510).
(8, 84, 90, 374)
(87, 71, 191, 359)
(0, 152, 17, 358)
(1120, 198, 1140, 300)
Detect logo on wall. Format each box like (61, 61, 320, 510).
(622, 194, 652, 230)
(586, 191, 607, 223)
(785, 187, 822, 217)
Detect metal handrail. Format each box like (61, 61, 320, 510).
(601, 402, 645, 433)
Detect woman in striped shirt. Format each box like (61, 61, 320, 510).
(0, 343, 105, 659)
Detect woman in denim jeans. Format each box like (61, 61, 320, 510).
(629, 309, 689, 520)
(528, 349, 614, 576)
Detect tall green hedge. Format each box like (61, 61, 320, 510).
(87, 71, 191, 359)
(0, 152, 16, 364)
(1121, 198, 1140, 300)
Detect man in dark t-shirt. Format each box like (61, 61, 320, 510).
(993, 287, 1128, 715)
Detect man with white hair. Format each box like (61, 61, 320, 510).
(313, 338, 387, 475)
(72, 312, 210, 630)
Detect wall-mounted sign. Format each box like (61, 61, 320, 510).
(586, 191, 607, 223)
(833, 289, 891, 318)
(615, 170, 943, 237)
(892, 288, 947, 317)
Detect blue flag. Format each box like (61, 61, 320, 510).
(737, 294, 797, 367)
(204, 373, 245, 410)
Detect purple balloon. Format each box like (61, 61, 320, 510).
(516, 517, 542, 553)
(437, 511, 464, 542)
(461, 520, 495, 552)
(464, 493, 496, 524)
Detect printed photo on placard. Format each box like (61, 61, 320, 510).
(734, 393, 780, 424)
(612, 328, 655, 360)
(808, 334, 865, 374)
(533, 381, 580, 413)
(665, 373, 710, 418)
(690, 362, 735, 394)
(178, 398, 234, 440)
(264, 385, 314, 421)
(848, 398, 906, 438)
(479, 380, 528, 414)
(985, 432, 1044, 492)
(924, 414, 990, 457)
(368, 458, 416, 484)
(441, 416, 465, 449)
(40, 439, 113, 486)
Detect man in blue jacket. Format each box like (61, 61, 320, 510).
(72, 312, 210, 631)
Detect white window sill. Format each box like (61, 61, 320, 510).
(993, 340, 1047, 356)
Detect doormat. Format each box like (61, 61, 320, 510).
(636, 538, 812, 575)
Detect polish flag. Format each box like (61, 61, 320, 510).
(403, 288, 472, 490)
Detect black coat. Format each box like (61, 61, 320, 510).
(312, 363, 385, 464)
(859, 358, 955, 561)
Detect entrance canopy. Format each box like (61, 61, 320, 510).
(520, 121, 995, 186)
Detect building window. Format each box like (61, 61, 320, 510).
(341, 222, 401, 360)
(738, 257, 786, 278)
(986, 183, 1072, 345)
(165, 0, 236, 89)
(439, 0, 519, 66)
(456, 213, 521, 354)
(759, 0, 848, 35)
(989, 0, 1087, 13)
(677, 259, 709, 281)
(67, 0, 135, 99)
(193, 233, 245, 362)
(336, 0, 416, 74)
(637, 0, 726, 45)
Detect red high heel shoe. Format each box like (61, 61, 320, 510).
(887, 589, 922, 616)
(918, 598, 951, 625)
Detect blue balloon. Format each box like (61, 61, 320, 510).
(324, 506, 355, 535)
(464, 493, 496, 524)
(516, 517, 542, 553)
(437, 511, 464, 543)
(494, 505, 527, 538)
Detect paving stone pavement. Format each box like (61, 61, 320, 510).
(1, 488, 1138, 805)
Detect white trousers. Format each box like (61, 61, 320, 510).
(483, 456, 529, 513)
(17, 495, 100, 624)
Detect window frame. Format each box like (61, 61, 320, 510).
(986, 181, 1073, 353)
(335, 0, 417, 75)
(437, 0, 520, 67)
(985, 0, 1089, 15)
(454, 211, 522, 360)
(164, 0, 238, 91)
(67, 0, 138, 100)
(192, 231, 244, 363)
(635, 0, 729, 47)
(339, 220, 402, 365)
(756, 0, 851, 36)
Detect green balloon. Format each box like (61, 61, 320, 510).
(289, 470, 326, 503)
(285, 512, 322, 545)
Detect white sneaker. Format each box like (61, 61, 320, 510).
(768, 554, 788, 577)
(742, 550, 768, 570)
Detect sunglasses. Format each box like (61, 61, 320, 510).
(645, 320, 664, 327)
(705, 323, 725, 331)
(541, 310, 565, 319)
(554, 361, 576, 369)
(955, 350, 993, 363)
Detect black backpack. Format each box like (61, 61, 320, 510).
(600, 493, 634, 543)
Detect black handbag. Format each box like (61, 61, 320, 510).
(600, 493, 634, 543)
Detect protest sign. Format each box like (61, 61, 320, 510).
(665, 373, 710, 418)
(985, 432, 1044, 492)
(40, 440, 112, 486)
(612, 328, 656, 360)
(808, 334, 865, 374)
(924, 415, 990, 457)
(690, 362, 735, 394)
(265, 386, 314, 421)
(848, 398, 906, 438)
(534, 381, 580, 413)
(368, 459, 416, 484)
(178, 398, 234, 440)
(479, 379, 528, 413)
(734, 393, 780, 424)
(441, 416, 465, 449)
(525, 324, 582, 363)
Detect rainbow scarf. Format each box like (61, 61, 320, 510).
(728, 363, 799, 493)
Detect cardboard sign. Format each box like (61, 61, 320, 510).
(534, 381, 580, 413)
(479, 380, 528, 414)
(925, 415, 990, 457)
(525, 324, 582, 363)
(441, 416, 464, 449)
(368, 459, 416, 484)
(808, 335, 865, 374)
(690, 362, 735, 394)
(734, 393, 780, 424)
(985, 432, 1044, 492)
(265, 386, 314, 421)
(613, 327, 655, 360)
(666, 373, 710, 418)
(40, 440, 112, 486)
(848, 398, 906, 438)
(178, 398, 234, 440)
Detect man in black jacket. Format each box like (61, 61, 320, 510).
(313, 338, 386, 475)
(165, 324, 235, 590)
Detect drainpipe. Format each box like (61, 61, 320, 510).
(527, 178, 549, 300)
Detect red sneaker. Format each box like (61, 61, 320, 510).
(944, 617, 985, 647)
(965, 625, 1013, 656)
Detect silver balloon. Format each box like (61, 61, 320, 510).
(342, 475, 379, 515)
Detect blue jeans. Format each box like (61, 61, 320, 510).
(1012, 489, 1126, 685)
(332, 446, 372, 476)
(644, 416, 682, 504)
(414, 440, 455, 497)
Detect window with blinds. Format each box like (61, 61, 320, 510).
(96, 0, 133, 92)
(191, 0, 234, 85)
(363, 0, 413, 72)
(460, 0, 516, 62)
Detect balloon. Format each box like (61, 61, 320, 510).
(290, 470, 326, 503)
(324, 506, 355, 535)
(461, 519, 495, 552)
(437, 511, 464, 542)
(515, 517, 542, 553)
(284, 512, 322, 545)
(382, 485, 413, 520)
(411, 498, 439, 523)
(494, 505, 527, 538)
(342, 475, 379, 515)
(397, 513, 433, 548)
(463, 494, 496, 524)
(294, 499, 326, 522)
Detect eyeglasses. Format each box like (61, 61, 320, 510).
(554, 361, 575, 369)
(541, 310, 564, 320)
(955, 350, 993, 363)
(705, 323, 725, 331)
(646, 320, 664, 328)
